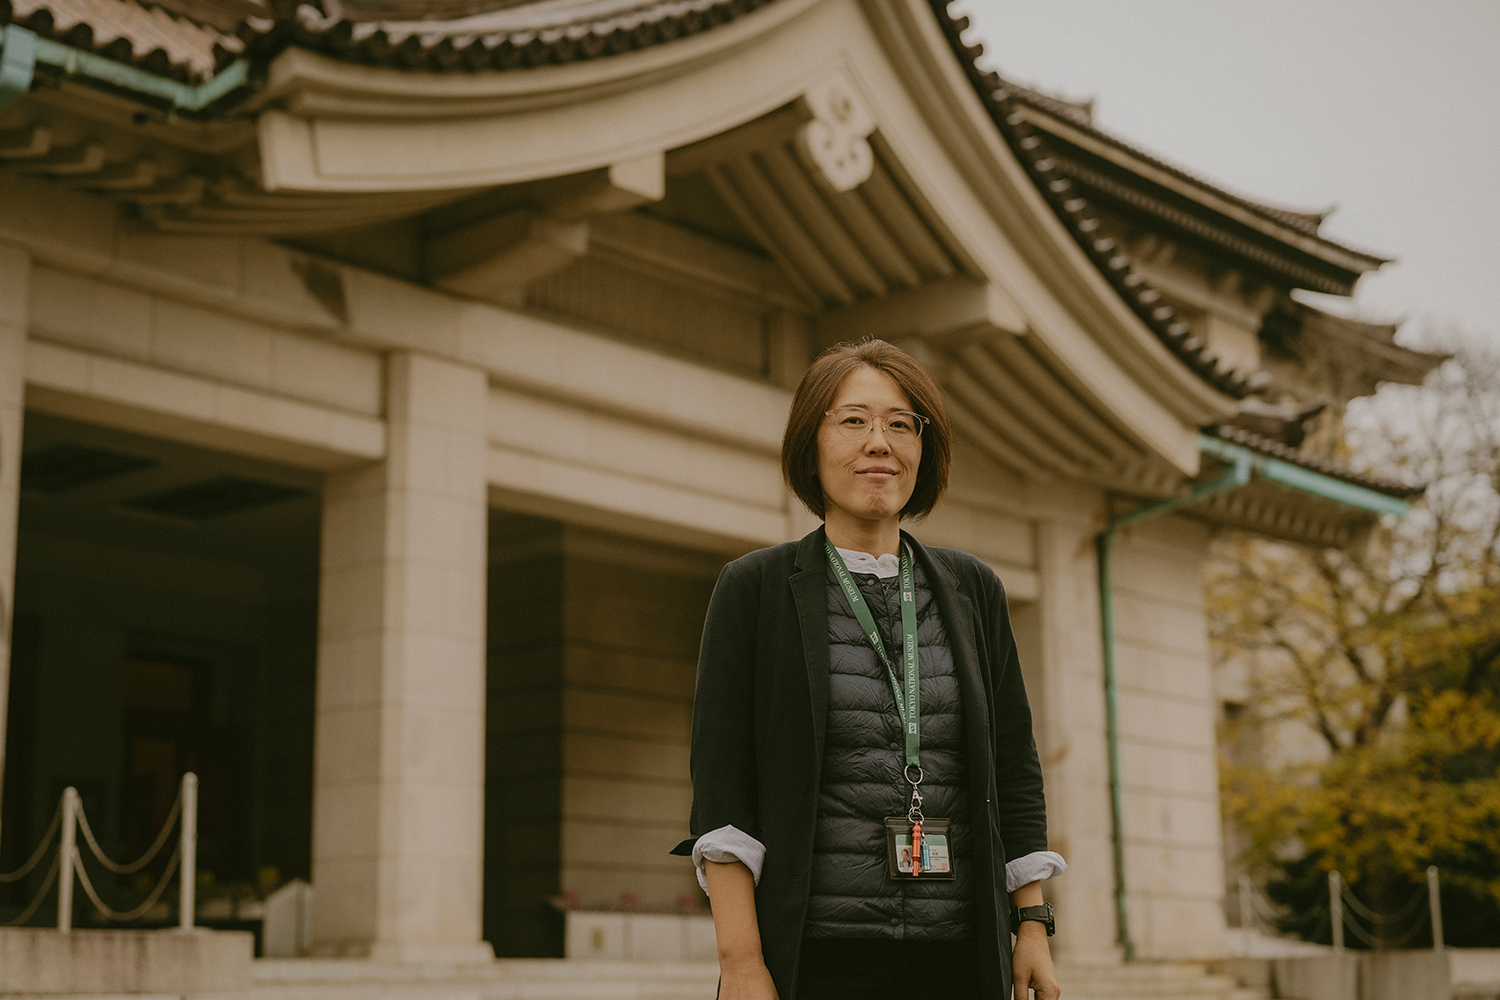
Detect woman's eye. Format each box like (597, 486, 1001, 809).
(842, 415, 868, 427)
(889, 417, 914, 432)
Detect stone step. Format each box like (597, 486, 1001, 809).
(1054, 962, 1270, 1000)
(239, 959, 724, 1000)
(0, 958, 1274, 1000)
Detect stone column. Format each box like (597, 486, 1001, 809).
(0, 244, 28, 827)
(1034, 513, 1121, 963)
(312, 352, 491, 962)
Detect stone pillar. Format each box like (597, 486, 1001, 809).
(1111, 518, 1227, 959)
(312, 352, 491, 962)
(0, 244, 28, 827)
(1034, 513, 1121, 963)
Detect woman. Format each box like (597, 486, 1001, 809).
(674, 340, 1065, 1000)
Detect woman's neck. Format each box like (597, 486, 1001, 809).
(823, 511, 901, 557)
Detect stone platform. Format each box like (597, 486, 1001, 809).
(0, 927, 253, 995)
(0, 939, 1277, 1000)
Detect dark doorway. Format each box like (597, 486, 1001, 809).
(0, 413, 320, 928)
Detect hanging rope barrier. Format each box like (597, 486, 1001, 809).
(1249, 890, 1284, 926)
(75, 789, 182, 875)
(72, 846, 182, 923)
(1235, 874, 1287, 932)
(1327, 868, 1444, 951)
(0, 851, 60, 928)
(0, 773, 197, 930)
(1340, 880, 1427, 926)
(1340, 904, 1431, 950)
(0, 798, 61, 884)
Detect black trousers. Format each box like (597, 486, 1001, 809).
(794, 937, 983, 1000)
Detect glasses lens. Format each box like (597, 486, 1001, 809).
(886, 412, 923, 438)
(833, 408, 872, 439)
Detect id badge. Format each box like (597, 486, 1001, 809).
(883, 816, 955, 879)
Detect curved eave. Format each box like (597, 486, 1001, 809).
(246, 0, 1238, 476)
(1013, 106, 1391, 279)
(1192, 433, 1420, 549)
(862, 0, 1243, 426)
(247, 0, 825, 120)
(16, 0, 1251, 482)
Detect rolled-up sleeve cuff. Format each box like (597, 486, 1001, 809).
(1005, 850, 1068, 893)
(691, 825, 766, 895)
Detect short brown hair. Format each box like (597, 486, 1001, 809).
(781, 339, 952, 521)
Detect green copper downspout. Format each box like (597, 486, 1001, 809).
(1098, 434, 1412, 960)
(0, 23, 251, 112)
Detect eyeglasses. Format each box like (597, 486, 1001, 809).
(824, 405, 929, 442)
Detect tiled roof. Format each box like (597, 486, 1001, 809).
(1211, 424, 1425, 499)
(1, 0, 1375, 402)
(137, 0, 268, 33)
(1, 0, 771, 77)
(1, 0, 244, 82)
(926, 2, 1260, 398)
(995, 78, 1354, 246)
(236, 0, 773, 70)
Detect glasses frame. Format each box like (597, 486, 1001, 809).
(823, 405, 929, 442)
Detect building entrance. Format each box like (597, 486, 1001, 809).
(0, 413, 320, 931)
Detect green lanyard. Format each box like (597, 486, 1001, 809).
(824, 537, 921, 773)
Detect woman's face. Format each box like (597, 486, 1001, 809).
(816, 365, 923, 529)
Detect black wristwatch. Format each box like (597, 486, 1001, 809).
(1010, 903, 1055, 936)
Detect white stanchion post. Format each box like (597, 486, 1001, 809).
(178, 773, 197, 931)
(1428, 866, 1444, 952)
(57, 787, 78, 933)
(1239, 874, 1254, 931)
(1329, 871, 1344, 953)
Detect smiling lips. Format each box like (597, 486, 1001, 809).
(858, 466, 900, 479)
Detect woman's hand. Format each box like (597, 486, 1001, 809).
(719, 956, 781, 999)
(1012, 921, 1060, 1000)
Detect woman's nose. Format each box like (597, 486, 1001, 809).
(865, 423, 892, 453)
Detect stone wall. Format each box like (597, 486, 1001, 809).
(485, 515, 719, 957)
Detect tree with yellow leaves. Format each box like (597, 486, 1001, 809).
(1212, 346, 1500, 947)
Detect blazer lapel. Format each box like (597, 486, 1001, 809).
(790, 528, 832, 762)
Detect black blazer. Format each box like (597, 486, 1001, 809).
(674, 527, 1049, 1000)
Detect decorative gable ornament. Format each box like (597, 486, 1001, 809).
(795, 70, 878, 192)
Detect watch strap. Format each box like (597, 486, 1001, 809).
(1010, 902, 1055, 936)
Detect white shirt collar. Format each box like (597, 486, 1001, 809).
(834, 545, 900, 579)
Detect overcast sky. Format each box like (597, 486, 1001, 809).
(953, 0, 1500, 350)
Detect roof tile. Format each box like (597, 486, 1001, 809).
(5, 0, 243, 81)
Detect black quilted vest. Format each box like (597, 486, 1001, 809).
(803, 557, 975, 940)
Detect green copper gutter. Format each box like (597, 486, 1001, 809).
(0, 24, 251, 112)
(1198, 434, 1413, 519)
(1098, 434, 1411, 960)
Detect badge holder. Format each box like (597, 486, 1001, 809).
(885, 766, 954, 880)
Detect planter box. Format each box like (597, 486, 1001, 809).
(563, 911, 716, 961)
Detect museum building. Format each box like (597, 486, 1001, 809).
(0, 0, 1442, 975)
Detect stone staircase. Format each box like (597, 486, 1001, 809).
(1056, 961, 1270, 1000)
(233, 957, 1267, 1000)
(238, 958, 725, 1000)
(0, 944, 1274, 1000)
